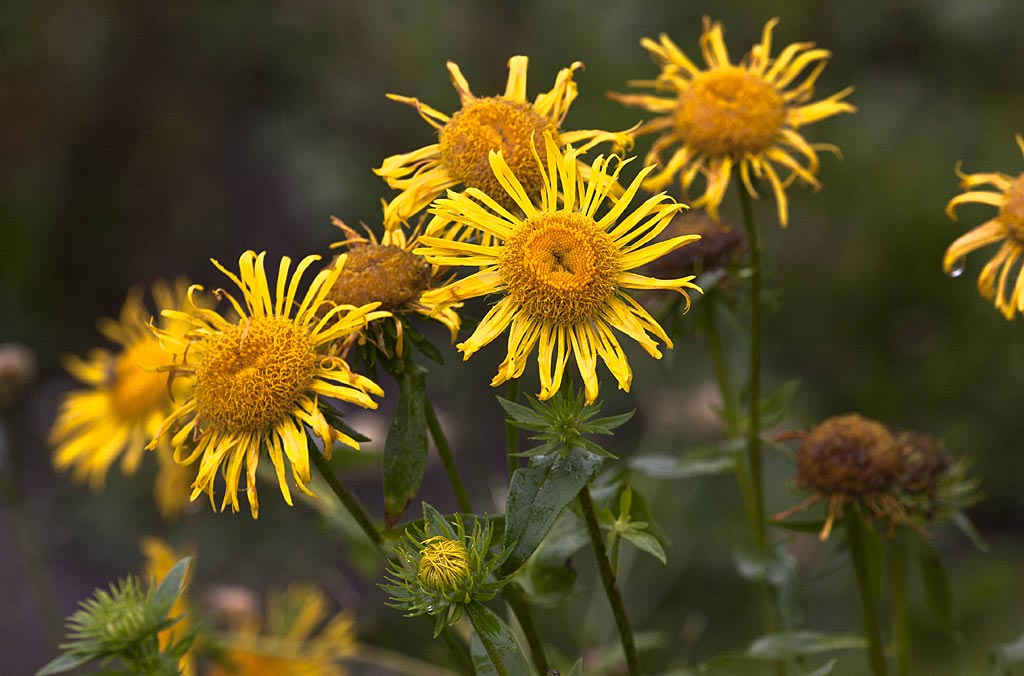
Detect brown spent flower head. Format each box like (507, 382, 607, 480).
(328, 245, 431, 311)
(796, 414, 901, 496)
(895, 430, 951, 494)
(645, 210, 744, 279)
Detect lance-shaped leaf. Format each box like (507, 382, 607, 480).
(501, 448, 603, 575)
(383, 367, 429, 527)
(466, 601, 531, 676)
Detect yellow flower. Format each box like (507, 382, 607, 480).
(376, 55, 631, 232)
(210, 585, 355, 676)
(417, 536, 471, 593)
(147, 251, 389, 518)
(610, 17, 855, 227)
(417, 133, 701, 404)
(141, 537, 196, 676)
(326, 216, 460, 352)
(50, 281, 196, 520)
(943, 134, 1024, 319)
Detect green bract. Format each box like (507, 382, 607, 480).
(382, 504, 508, 636)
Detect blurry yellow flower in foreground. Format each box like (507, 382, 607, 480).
(376, 55, 631, 232)
(148, 251, 389, 518)
(610, 17, 855, 227)
(50, 281, 195, 520)
(210, 585, 355, 676)
(326, 216, 460, 352)
(141, 537, 196, 676)
(417, 133, 701, 404)
(944, 134, 1024, 319)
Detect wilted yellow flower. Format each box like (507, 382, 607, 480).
(943, 134, 1024, 319)
(611, 17, 855, 227)
(376, 55, 631, 232)
(326, 216, 460, 353)
(210, 585, 355, 676)
(417, 133, 700, 404)
(141, 537, 196, 676)
(147, 251, 388, 518)
(50, 281, 196, 520)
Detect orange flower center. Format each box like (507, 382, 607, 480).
(1000, 173, 1024, 240)
(107, 339, 171, 420)
(500, 213, 620, 325)
(328, 245, 431, 311)
(439, 97, 552, 210)
(675, 67, 786, 157)
(195, 316, 316, 433)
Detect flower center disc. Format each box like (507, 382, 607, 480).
(1001, 173, 1024, 241)
(439, 97, 551, 209)
(108, 339, 170, 420)
(675, 67, 786, 157)
(329, 245, 430, 310)
(501, 213, 620, 325)
(195, 316, 316, 433)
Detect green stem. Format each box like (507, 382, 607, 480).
(737, 182, 785, 676)
(503, 584, 551, 674)
(505, 380, 520, 481)
(845, 508, 888, 676)
(439, 626, 477, 676)
(703, 292, 737, 436)
(309, 447, 383, 550)
(890, 534, 911, 676)
(425, 398, 472, 514)
(609, 532, 622, 577)
(579, 485, 641, 676)
(737, 182, 766, 556)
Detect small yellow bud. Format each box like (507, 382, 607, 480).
(417, 536, 470, 593)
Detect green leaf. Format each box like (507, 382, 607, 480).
(758, 379, 800, 427)
(520, 511, 589, 606)
(747, 631, 867, 659)
(620, 530, 667, 565)
(382, 367, 429, 528)
(953, 511, 990, 551)
(501, 448, 603, 575)
(497, 396, 549, 431)
(404, 321, 446, 365)
(566, 658, 584, 676)
(628, 442, 740, 480)
(150, 557, 192, 621)
(802, 659, 839, 676)
(465, 601, 532, 676)
(36, 653, 95, 676)
(916, 535, 958, 635)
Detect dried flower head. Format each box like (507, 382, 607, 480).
(776, 414, 906, 540)
(644, 209, 744, 279)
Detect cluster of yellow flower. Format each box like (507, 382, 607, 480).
(50, 17, 859, 525)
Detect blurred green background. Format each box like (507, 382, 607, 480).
(2, 1, 1024, 674)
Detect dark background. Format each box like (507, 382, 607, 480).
(2, 1, 1024, 674)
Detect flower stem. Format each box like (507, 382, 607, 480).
(309, 447, 383, 550)
(425, 398, 472, 514)
(703, 292, 737, 436)
(890, 534, 911, 676)
(845, 507, 888, 676)
(505, 380, 520, 481)
(579, 484, 641, 676)
(439, 625, 478, 676)
(736, 182, 766, 556)
(503, 584, 551, 674)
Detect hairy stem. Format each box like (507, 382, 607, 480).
(309, 446, 383, 549)
(579, 484, 641, 676)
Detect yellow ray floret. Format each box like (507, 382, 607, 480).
(376, 55, 632, 233)
(610, 17, 855, 227)
(944, 134, 1024, 319)
(147, 251, 389, 518)
(49, 281, 196, 520)
(416, 133, 701, 404)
